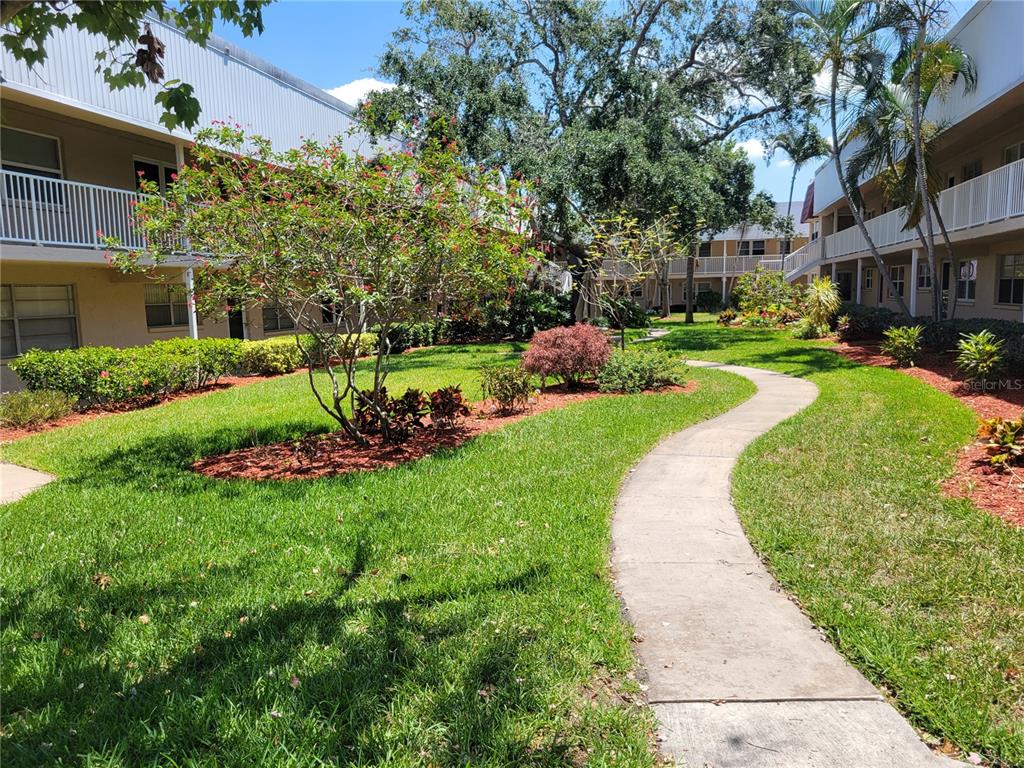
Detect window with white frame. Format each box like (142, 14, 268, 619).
(738, 240, 766, 256)
(997, 254, 1024, 305)
(1, 284, 78, 357)
(1004, 141, 1024, 166)
(698, 241, 712, 259)
(144, 284, 192, 328)
(961, 159, 982, 182)
(262, 303, 295, 332)
(864, 267, 874, 289)
(1, 127, 62, 179)
(888, 265, 905, 297)
(957, 259, 977, 301)
(916, 261, 932, 290)
(696, 281, 712, 294)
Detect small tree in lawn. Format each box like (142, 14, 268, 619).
(108, 120, 532, 444)
(587, 213, 673, 350)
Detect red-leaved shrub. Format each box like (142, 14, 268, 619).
(522, 324, 611, 387)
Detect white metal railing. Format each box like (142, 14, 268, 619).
(1, 169, 153, 249)
(783, 240, 822, 279)
(821, 157, 1024, 261)
(667, 254, 786, 276)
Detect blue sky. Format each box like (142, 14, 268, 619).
(215, 0, 974, 209)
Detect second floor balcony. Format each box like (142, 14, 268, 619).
(785, 157, 1024, 281)
(2, 170, 150, 252)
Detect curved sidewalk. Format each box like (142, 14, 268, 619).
(612, 361, 963, 767)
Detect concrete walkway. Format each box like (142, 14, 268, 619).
(612, 361, 963, 767)
(0, 462, 54, 504)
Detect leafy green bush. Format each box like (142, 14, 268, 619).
(880, 325, 924, 367)
(924, 319, 1023, 372)
(718, 308, 738, 325)
(835, 303, 904, 341)
(480, 364, 535, 413)
(353, 386, 430, 442)
(977, 414, 1023, 468)
(429, 385, 472, 429)
(603, 296, 651, 330)
(732, 267, 799, 314)
(791, 317, 830, 340)
(9, 338, 243, 405)
(956, 330, 1004, 382)
(240, 337, 304, 375)
(0, 389, 77, 428)
(373, 323, 435, 353)
(694, 290, 722, 313)
(805, 276, 841, 329)
(482, 287, 570, 340)
(597, 348, 687, 393)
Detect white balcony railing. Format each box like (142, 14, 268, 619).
(1, 170, 153, 250)
(826, 158, 1024, 262)
(667, 255, 784, 276)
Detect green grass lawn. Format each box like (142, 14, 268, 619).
(0, 343, 753, 767)
(654, 316, 1024, 766)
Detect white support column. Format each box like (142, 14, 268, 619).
(830, 261, 837, 282)
(184, 266, 200, 340)
(855, 258, 863, 305)
(721, 276, 727, 303)
(910, 248, 919, 318)
(175, 143, 199, 340)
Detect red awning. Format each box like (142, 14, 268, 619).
(800, 182, 815, 223)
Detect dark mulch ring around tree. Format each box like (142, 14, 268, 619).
(834, 341, 1023, 527)
(192, 382, 695, 482)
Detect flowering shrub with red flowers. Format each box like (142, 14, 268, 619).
(522, 324, 611, 388)
(105, 119, 536, 445)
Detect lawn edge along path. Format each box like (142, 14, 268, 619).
(612, 361, 966, 768)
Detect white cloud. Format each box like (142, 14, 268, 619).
(325, 78, 395, 107)
(738, 138, 766, 160)
(776, 157, 794, 168)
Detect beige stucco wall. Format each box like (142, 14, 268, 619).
(835, 236, 1024, 321)
(2, 102, 178, 190)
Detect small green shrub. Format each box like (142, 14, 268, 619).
(880, 325, 924, 368)
(0, 389, 77, 428)
(791, 317, 830, 340)
(353, 386, 429, 442)
(977, 414, 1023, 468)
(732, 267, 800, 314)
(240, 337, 304, 375)
(597, 348, 687, 393)
(956, 330, 1004, 382)
(604, 296, 651, 330)
(694, 290, 722, 313)
(921, 319, 1023, 368)
(480, 365, 535, 413)
(429, 385, 472, 429)
(805, 276, 841, 329)
(835, 303, 904, 341)
(717, 308, 738, 325)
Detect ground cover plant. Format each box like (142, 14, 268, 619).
(0, 342, 753, 767)
(0, 389, 77, 428)
(655, 315, 1024, 765)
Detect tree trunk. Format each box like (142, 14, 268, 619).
(910, 22, 940, 322)
(659, 261, 671, 318)
(787, 165, 798, 221)
(685, 244, 696, 323)
(828, 66, 912, 318)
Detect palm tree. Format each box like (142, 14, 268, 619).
(845, 10, 975, 320)
(792, 0, 911, 317)
(770, 123, 831, 222)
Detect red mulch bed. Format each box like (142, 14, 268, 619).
(834, 341, 1023, 527)
(0, 373, 287, 443)
(192, 383, 695, 482)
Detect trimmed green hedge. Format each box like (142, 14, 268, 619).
(239, 333, 379, 375)
(9, 338, 243, 406)
(921, 319, 1023, 371)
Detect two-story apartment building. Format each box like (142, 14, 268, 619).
(1, 18, 391, 389)
(784, 0, 1024, 322)
(629, 201, 809, 311)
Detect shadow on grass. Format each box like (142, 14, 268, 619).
(4, 554, 555, 766)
